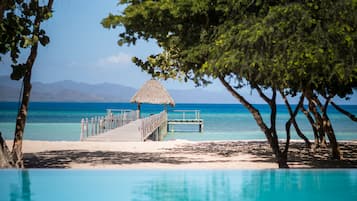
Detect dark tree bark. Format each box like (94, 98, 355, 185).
(306, 95, 327, 147)
(0, 132, 14, 168)
(305, 92, 341, 160)
(300, 105, 320, 148)
(11, 0, 54, 168)
(319, 97, 341, 160)
(219, 77, 288, 168)
(331, 101, 357, 122)
(281, 93, 311, 148)
(12, 41, 36, 168)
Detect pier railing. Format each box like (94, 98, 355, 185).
(170, 110, 201, 120)
(168, 110, 204, 132)
(80, 109, 138, 140)
(139, 110, 167, 141)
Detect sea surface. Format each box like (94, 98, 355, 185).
(0, 169, 356, 201)
(0, 102, 356, 141)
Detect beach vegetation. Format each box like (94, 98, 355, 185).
(0, 0, 54, 168)
(104, 0, 357, 168)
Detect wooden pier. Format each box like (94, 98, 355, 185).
(81, 110, 168, 142)
(80, 109, 137, 140)
(167, 110, 204, 132)
(80, 109, 204, 142)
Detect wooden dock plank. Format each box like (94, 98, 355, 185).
(83, 111, 168, 142)
(84, 120, 142, 142)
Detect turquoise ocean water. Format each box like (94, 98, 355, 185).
(1, 103, 356, 200)
(0, 169, 356, 201)
(0, 102, 356, 141)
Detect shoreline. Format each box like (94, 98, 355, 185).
(5, 140, 357, 169)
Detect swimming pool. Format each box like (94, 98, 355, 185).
(0, 169, 356, 201)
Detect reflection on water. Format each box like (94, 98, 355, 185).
(131, 170, 357, 201)
(133, 172, 242, 201)
(9, 170, 32, 201)
(0, 170, 356, 201)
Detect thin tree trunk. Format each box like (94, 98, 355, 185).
(281, 93, 311, 148)
(307, 96, 326, 146)
(12, 44, 36, 168)
(11, 0, 54, 168)
(319, 97, 341, 160)
(266, 89, 288, 168)
(300, 105, 320, 148)
(219, 77, 288, 168)
(307, 94, 341, 159)
(0, 132, 14, 168)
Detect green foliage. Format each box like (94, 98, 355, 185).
(0, 0, 53, 80)
(103, 0, 357, 99)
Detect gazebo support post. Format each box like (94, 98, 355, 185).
(137, 103, 141, 119)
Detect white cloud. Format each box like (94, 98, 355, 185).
(97, 53, 132, 66)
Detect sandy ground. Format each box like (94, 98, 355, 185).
(6, 140, 357, 169)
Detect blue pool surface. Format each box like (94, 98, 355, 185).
(0, 169, 356, 201)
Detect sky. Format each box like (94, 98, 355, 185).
(0, 0, 224, 92)
(0, 0, 356, 104)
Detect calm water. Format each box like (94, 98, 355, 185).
(0, 169, 356, 201)
(0, 102, 356, 141)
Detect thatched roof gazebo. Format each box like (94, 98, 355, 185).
(131, 79, 175, 118)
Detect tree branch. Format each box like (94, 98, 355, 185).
(331, 101, 357, 122)
(255, 86, 272, 104)
(219, 76, 270, 133)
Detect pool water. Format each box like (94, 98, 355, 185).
(0, 170, 356, 201)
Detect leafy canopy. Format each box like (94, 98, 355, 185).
(103, 0, 357, 99)
(0, 0, 53, 80)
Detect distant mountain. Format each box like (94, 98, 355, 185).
(0, 76, 236, 103)
(1, 76, 355, 104)
(0, 76, 136, 102)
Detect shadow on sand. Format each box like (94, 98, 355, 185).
(165, 141, 357, 168)
(24, 141, 357, 168)
(24, 150, 230, 168)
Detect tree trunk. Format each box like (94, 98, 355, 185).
(265, 89, 289, 169)
(219, 77, 289, 168)
(320, 97, 341, 160)
(277, 154, 289, 168)
(12, 48, 35, 168)
(281, 93, 311, 148)
(305, 92, 341, 159)
(307, 96, 326, 147)
(0, 132, 14, 168)
(12, 10, 38, 168)
(322, 116, 340, 159)
(10, 0, 54, 168)
(300, 105, 320, 148)
(11, 78, 31, 168)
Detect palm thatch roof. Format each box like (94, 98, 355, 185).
(130, 79, 175, 106)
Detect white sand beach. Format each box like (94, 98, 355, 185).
(6, 140, 357, 169)
(11, 140, 277, 169)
